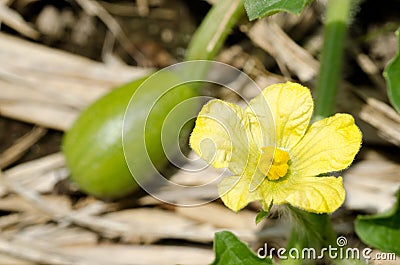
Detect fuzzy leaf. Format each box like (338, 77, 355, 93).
(256, 203, 273, 224)
(384, 28, 400, 113)
(244, 0, 313, 21)
(256, 209, 270, 225)
(211, 231, 273, 265)
(355, 189, 400, 255)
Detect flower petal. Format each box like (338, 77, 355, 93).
(285, 177, 345, 213)
(245, 89, 275, 148)
(218, 175, 261, 212)
(190, 99, 258, 175)
(250, 82, 313, 149)
(244, 92, 275, 191)
(259, 176, 345, 213)
(290, 113, 362, 177)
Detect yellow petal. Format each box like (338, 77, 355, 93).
(218, 175, 261, 212)
(285, 177, 345, 213)
(251, 82, 313, 149)
(290, 113, 362, 177)
(259, 176, 345, 213)
(190, 99, 259, 175)
(245, 89, 276, 148)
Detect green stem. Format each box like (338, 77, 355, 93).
(287, 207, 337, 249)
(282, 208, 367, 265)
(314, 0, 355, 120)
(280, 206, 337, 265)
(180, 0, 244, 84)
(185, 0, 244, 61)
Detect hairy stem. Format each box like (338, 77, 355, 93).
(280, 206, 337, 265)
(314, 0, 355, 119)
(185, 0, 244, 62)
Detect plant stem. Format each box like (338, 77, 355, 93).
(182, 0, 244, 81)
(287, 207, 337, 249)
(284, 207, 366, 265)
(185, 0, 244, 61)
(280, 206, 337, 265)
(314, 0, 354, 120)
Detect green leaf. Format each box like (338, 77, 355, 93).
(384, 28, 400, 113)
(244, 0, 313, 21)
(355, 189, 400, 255)
(256, 204, 273, 224)
(211, 231, 273, 265)
(256, 209, 269, 224)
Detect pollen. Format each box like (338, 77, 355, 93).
(258, 146, 290, 181)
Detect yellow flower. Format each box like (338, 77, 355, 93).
(190, 82, 362, 213)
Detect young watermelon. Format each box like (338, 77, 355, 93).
(62, 72, 199, 199)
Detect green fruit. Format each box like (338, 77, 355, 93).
(62, 72, 199, 199)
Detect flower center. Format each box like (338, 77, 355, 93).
(258, 146, 290, 181)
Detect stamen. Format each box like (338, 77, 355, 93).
(258, 147, 290, 181)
